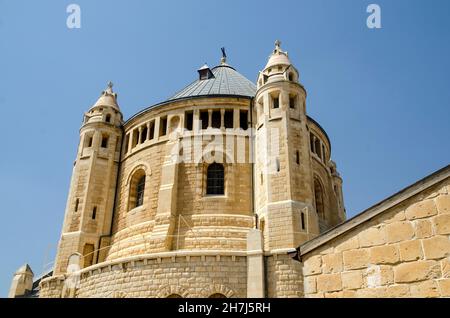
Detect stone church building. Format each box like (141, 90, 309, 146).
(9, 42, 450, 298)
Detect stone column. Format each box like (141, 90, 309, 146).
(127, 133, 132, 154)
(138, 126, 143, 145)
(146, 122, 151, 140)
(220, 109, 225, 129)
(208, 110, 212, 128)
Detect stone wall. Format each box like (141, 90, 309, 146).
(302, 177, 450, 298)
(266, 253, 303, 297)
(107, 97, 255, 260)
(41, 252, 247, 298)
(40, 276, 65, 298)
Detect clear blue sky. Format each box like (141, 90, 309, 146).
(0, 0, 449, 296)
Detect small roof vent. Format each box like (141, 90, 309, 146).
(197, 63, 215, 80)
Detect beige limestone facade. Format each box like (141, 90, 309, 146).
(9, 41, 450, 298)
(299, 166, 450, 298)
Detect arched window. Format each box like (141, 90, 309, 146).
(314, 138, 321, 159)
(136, 176, 145, 207)
(209, 293, 226, 298)
(206, 163, 224, 195)
(314, 178, 325, 220)
(167, 294, 182, 298)
(101, 134, 109, 148)
(105, 114, 111, 123)
(128, 170, 146, 210)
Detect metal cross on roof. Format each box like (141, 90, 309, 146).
(275, 40, 281, 50)
(220, 47, 227, 64)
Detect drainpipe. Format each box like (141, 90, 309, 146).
(249, 97, 257, 229)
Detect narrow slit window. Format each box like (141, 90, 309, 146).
(160, 117, 167, 136)
(276, 158, 280, 172)
(240, 110, 248, 130)
(149, 121, 155, 140)
(289, 96, 296, 109)
(224, 110, 233, 129)
(212, 110, 221, 128)
(273, 97, 279, 109)
(92, 207, 97, 220)
(200, 111, 209, 129)
(185, 111, 193, 131)
(74, 199, 79, 212)
(141, 126, 148, 144)
(101, 135, 109, 148)
(296, 150, 300, 165)
(315, 138, 321, 158)
(301, 212, 305, 230)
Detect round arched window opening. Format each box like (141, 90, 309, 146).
(128, 170, 146, 210)
(209, 293, 227, 298)
(288, 73, 294, 81)
(135, 175, 146, 207)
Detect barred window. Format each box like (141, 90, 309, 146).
(206, 163, 224, 195)
(136, 175, 146, 207)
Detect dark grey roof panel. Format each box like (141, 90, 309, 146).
(168, 65, 256, 101)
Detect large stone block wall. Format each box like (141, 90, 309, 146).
(39, 276, 65, 298)
(265, 253, 304, 298)
(41, 252, 247, 298)
(302, 179, 450, 298)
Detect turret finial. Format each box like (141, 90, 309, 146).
(106, 81, 114, 93)
(275, 40, 281, 49)
(274, 40, 282, 53)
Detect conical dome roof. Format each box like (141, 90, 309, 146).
(167, 64, 256, 101)
(264, 40, 292, 69)
(92, 82, 120, 111)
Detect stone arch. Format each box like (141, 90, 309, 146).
(200, 284, 235, 298)
(169, 115, 181, 132)
(126, 163, 151, 211)
(195, 149, 234, 165)
(157, 285, 190, 298)
(126, 163, 152, 186)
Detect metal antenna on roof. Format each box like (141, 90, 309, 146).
(221, 47, 227, 65)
